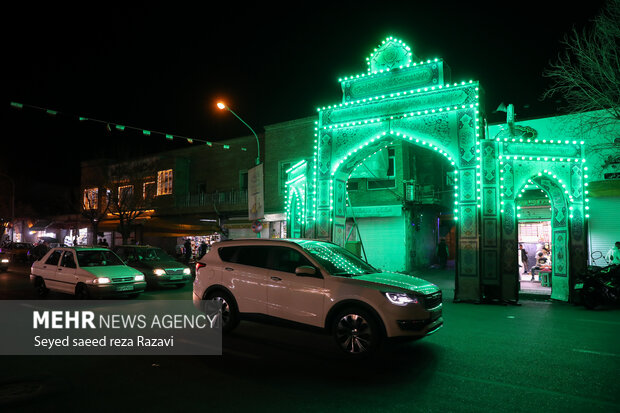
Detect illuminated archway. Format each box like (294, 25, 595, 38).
(284, 160, 307, 238)
(334, 131, 460, 273)
(495, 138, 588, 302)
(309, 37, 483, 301)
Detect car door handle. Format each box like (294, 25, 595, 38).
(271, 276, 282, 281)
(225, 267, 234, 271)
(57, 268, 62, 271)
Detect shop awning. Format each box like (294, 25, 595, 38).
(96, 214, 224, 237)
(28, 220, 53, 231)
(47, 217, 91, 230)
(142, 216, 220, 236)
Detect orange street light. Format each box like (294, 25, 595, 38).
(216, 101, 260, 165)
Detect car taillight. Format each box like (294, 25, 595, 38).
(195, 262, 206, 272)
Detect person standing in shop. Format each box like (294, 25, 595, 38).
(519, 244, 529, 277)
(198, 240, 208, 259)
(605, 241, 620, 265)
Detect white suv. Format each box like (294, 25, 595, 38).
(193, 239, 442, 356)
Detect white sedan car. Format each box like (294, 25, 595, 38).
(31, 247, 147, 299)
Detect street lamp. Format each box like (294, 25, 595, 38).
(216, 102, 260, 166)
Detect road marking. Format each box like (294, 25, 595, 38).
(577, 319, 620, 326)
(572, 348, 620, 357)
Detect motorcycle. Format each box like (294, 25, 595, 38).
(574, 252, 620, 309)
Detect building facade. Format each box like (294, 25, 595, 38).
(79, 36, 619, 304)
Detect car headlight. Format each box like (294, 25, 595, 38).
(384, 292, 419, 306)
(1, 259, 8, 263)
(135, 274, 145, 281)
(153, 269, 166, 276)
(183, 268, 191, 275)
(93, 277, 111, 284)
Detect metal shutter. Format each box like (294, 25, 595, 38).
(587, 196, 620, 264)
(356, 216, 406, 272)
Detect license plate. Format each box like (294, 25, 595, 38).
(574, 283, 583, 290)
(170, 275, 181, 280)
(117, 285, 134, 292)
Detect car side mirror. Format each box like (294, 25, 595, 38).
(295, 266, 316, 276)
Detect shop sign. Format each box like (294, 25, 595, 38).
(345, 205, 402, 218)
(248, 164, 264, 221)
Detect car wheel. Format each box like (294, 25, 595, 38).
(34, 277, 49, 298)
(332, 307, 382, 357)
(75, 284, 90, 300)
(206, 290, 239, 333)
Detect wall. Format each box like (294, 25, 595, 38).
(263, 117, 316, 214)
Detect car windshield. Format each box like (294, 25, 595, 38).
(136, 248, 173, 261)
(76, 250, 124, 267)
(297, 241, 377, 276)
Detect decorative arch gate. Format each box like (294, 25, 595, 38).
(286, 37, 588, 303)
(486, 127, 588, 301)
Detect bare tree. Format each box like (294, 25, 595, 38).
(81, 187, 110, 245)
(105, 159, 157, 245)
(542, 0, 620, 125)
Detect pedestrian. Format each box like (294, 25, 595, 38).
(184, 239, 192, 264)
(605, 241, 620, 265)
(437, 239, 448, 269)
(519, 244, 529, 278)
(101, 238, 109, 248)
(198, 240, 207, 259)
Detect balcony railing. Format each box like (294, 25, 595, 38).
(177, 189, 248, 208)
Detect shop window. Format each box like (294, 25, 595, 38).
(198, 182, 207, 195)
(367, 148, 396, 189)
(240, 170, 248, 190)
(118, 185, 134, 202)
(83, 188, 98, 210)
(157, 169, 173, 195)
(143, 181, 156, 199)
(387, 148, 395, 178)
(347, 181, 360, 191)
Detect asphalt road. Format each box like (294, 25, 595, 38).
(1, 264, 619, 412)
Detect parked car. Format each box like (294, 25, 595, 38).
(30, 246, 146, 298)
(1, 242, 34, 263)
(0, 252, 9, 271)
(193, 239, 443, 357)
(113, 245, 192, 288)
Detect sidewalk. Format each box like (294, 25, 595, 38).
(407, 264, 552, 303)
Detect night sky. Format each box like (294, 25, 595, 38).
(2, 0, 607, 211)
